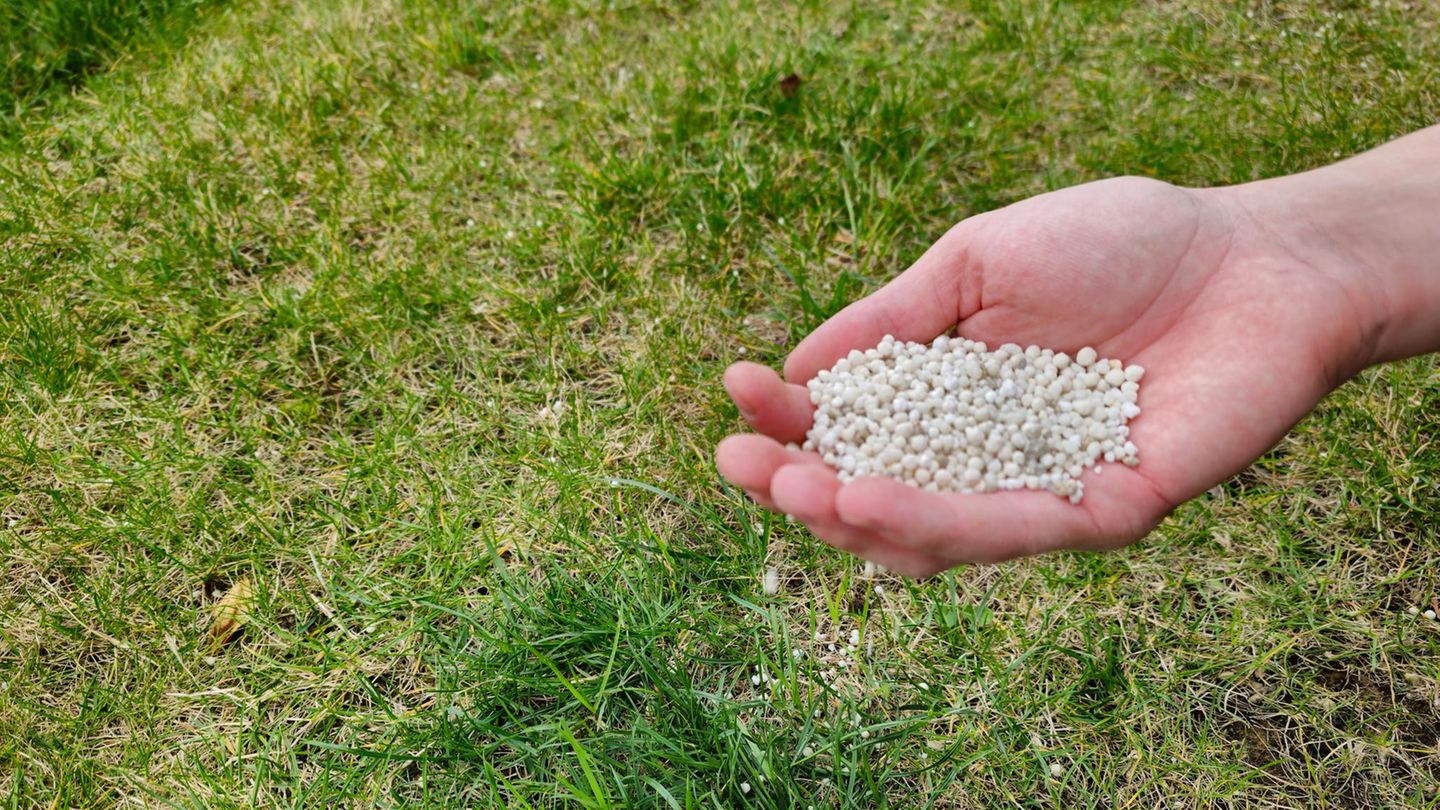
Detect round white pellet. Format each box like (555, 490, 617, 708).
(802, 335, 1143, 503)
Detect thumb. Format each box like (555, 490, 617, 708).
(783, 221, 979, 383)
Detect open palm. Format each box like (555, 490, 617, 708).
(717, 177, 1371, 576)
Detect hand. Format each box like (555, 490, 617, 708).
(717, 176, 1379, 576)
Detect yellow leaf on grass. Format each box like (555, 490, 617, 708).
(208, 577, 255, 650)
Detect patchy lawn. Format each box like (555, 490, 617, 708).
(1, 0, 1438, 806)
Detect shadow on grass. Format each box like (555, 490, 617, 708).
(1, 0, 217, 130)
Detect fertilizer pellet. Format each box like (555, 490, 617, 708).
(802, 334, 1143, 503)
(762, 567, 780, 595)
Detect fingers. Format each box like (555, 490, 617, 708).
(783, 223, 975, 383)
(743, 488, 779, 511)
(768, 464, 843, 525)
(715, 433, 824, 498)
(718, 427, 1123, 572)
(717, 437, 874, 551)
(719, 434, 1147, 567)
(718, 441, 983, 576)
(770, 465, 949, 578)
(833, 477, 1103, 564)
(723, 362, 815, 443)
(807, 520, 948, 578)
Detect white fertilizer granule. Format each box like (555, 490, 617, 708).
(800, 334, 1143, 503)
(762, 567, 781, 595)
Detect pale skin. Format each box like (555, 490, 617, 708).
(716, 125, 1440, 577)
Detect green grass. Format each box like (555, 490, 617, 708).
(0, 0, 212, 126)
(1, 0, 1439, 806)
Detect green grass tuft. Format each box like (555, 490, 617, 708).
(1, 0, 212, 125)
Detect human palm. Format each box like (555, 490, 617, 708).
(717, 177, 1370, 576)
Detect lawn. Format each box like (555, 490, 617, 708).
(1, 0, 212, 125)
(1, 0, 1438, 807)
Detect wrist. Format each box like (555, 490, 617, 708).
(1207, 133, 1440, 371)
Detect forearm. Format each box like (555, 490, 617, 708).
(1216, 125, 1440, 367)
